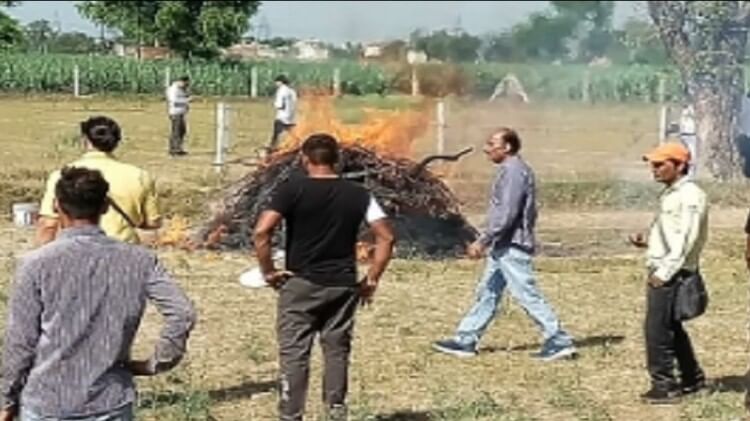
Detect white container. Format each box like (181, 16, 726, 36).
(12, 203, 39, 227)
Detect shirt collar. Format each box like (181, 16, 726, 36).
(58, 225, 106, 239)
(82, 151, 115, 160)
(662, 176, 690, 195)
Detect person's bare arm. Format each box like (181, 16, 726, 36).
(34, 217, 59, 246)
(253, 210, 292, 288)
(361, 219, 395, 304)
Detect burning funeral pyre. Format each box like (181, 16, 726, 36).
(198, 98, 478, 258)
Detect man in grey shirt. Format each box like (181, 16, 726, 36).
(0, 167, 196, 421)
(432, 128, 576, 361)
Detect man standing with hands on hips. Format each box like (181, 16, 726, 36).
(630, 142, 707, 404)
(253, 134, 395, 421)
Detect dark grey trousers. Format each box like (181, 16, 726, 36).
(277, 277, 359, 421)
(269, 119, 294, 152)
(169, 114, 187, 153)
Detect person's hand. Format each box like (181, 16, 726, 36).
(127, 360, 154, 376)
(359, 276, 378, 307)
(264, 270, 294, 289)
(0, 407, 16, 421)
(466, 241, 486, 260)
(628, 233, 647, 249)
(648, 275, 665, 288)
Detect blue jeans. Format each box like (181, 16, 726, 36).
(20, 405, 134, 421)
(455, 247, 573, 348)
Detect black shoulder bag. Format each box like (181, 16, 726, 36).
(674, 270, 708, 321)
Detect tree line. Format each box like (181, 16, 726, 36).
(0, 1, 668, 65)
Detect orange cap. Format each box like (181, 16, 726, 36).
(642, 142, 691, 163)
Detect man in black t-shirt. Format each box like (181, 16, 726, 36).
(253, 134, 395, 421)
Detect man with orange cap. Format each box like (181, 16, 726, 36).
(629, 142, 708, 404)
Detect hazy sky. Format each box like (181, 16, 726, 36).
(7, 1, 645, 44)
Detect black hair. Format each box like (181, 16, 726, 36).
(668, 158, 690, 175)
(178, 75, 190, 82)
(80, 116, 121, 153)
(55, 166, 110, 221)
(498, 128, 521, 154)
(301, 133, 339, 166)
(275, 74, 289, 85)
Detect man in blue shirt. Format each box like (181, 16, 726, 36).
(432, 128, 576, 361)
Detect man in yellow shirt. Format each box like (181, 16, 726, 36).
(36, 116, 162, 245)
(629, 142, 707, 404)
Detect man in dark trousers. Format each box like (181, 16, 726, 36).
(630, 142, 707, 404)
(254, 134, 395, 421)
(1, 167, 196, 421)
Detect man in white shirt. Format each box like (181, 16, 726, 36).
(166, 76, 191, 157)
(269, 75, 298, 153)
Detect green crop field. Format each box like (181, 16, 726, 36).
(0, 53, 701, 102)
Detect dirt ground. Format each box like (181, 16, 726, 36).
(0, 96, 749, 420)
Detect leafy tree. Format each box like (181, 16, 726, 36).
(410, 29, 481, 63)
(649, 1, 750, 179)
(0, 1, 23, 51)
(77, 1, 261, 59)
(24, 19, 56, 53)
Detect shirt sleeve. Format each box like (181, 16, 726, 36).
(39, 170, 61, 218)
(269, 182, 295, 216)
(653, 191, 706, 281)
(144, 257, 196, 375)
(366, 195, 387, 224)
(274, 88, 284, 110)
(1, 258, 42, 409)
(477, 165, 526, 247)
(140, 171, 161, 226)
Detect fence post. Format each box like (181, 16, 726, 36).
(214, 102, 227, 173)
(73, 65, 80, 98)
(411, 65, 419, 97)
(250, 67, 258, 99)
(436, 99, 446, 154)
(658, 75, 666, 104)
(659, 105, 668, 144)
(333, 67, 341, 97)
(582, 70, 590, 103)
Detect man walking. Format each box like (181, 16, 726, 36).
(629, 143, 707, 403)
(268, 75, 297, 153)
(36, 116, 161, 245)
(432, 128, 576, 361)
(253, 134, 395, 420)
(1, 167, 196, 420)
(167, 75, 190, 156)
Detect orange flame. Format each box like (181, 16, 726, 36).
(278, 96, 431, 158)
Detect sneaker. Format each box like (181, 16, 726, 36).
(431, 339, 477, 358)
(681, 378, 707, 396)
(640, 387, 681, 404)
(325, 404, 348, 421)
(533, 343, 578, 362)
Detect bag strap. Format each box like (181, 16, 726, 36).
(107, 197, 138, 229)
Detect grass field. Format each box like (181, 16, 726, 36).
(0, 95, 750, 420)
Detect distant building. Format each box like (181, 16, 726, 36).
(294, 39, 330, 61)
(113, 44, 172, 60)
(406, 50, 428, 64)
(363, 43, 384, 59)
(223, 41, 282, 60)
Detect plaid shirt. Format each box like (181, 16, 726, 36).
(1, 226, 196, 418)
